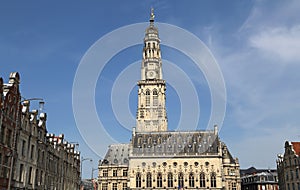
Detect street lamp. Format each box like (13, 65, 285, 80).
(22, 97, 45, 112)
(91, 167, 98, 179)
(81, 157, 93, 180)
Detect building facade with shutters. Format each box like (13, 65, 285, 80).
(98, 9, 241, 190)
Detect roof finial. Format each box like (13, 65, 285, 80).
(150, 7, 155, 22)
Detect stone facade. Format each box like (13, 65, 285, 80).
(0, 72, 21, 189)
(98, 9, 241, 190)
(240, 167, 278, 190)
(128, 128, 240, 190)
(0, 72, 81, 190)
(277, 141, 300, 190)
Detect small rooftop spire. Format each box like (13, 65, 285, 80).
(150, 7, 155, 22)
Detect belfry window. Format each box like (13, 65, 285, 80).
(146, 172, 152, 187)
(146, 90, 150, 107)
(136, 173, 141, 187)
(153, 89, 158, 106)
(200, 172, 205, 187)
(168, 173, 173, 187)
(157, 172, 162, 187)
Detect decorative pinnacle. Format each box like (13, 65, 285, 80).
(150, 7, 155, 22)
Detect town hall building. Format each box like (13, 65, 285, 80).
(98, 9, 241, 190)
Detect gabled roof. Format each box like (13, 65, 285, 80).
(291, 142, 300, 156)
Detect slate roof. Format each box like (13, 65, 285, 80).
(101, 143, 130, 166)
(240, 167, 277, 176)
(131, 130, 219, 156)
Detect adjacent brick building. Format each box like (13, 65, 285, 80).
(0, 72, 81, 190)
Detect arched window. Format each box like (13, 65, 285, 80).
(200, 172, 205, 187)
(145, 90, 150, 106)
(146, 172, 152, 187)
(157, 172, 162, 187)
(168, 173, 173, 188)
(211, 172, 216, 187)
(189, 173, 195, 187)
(178, 172, 184, 189)
(153, 89, 158, 106)
(136, 173, 141, 187)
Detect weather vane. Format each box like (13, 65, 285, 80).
(150, 7, 155, 21)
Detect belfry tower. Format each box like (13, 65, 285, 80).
(136, 8, 168, 132)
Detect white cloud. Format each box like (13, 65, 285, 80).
(249, 25, 300, 62)
(212, 0, 300, 168)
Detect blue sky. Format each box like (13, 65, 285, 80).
(1, 1, 300, 178)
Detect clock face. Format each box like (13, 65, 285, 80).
(147, 71, 156, 79)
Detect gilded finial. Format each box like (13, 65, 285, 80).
(150, 7, 155, 22)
